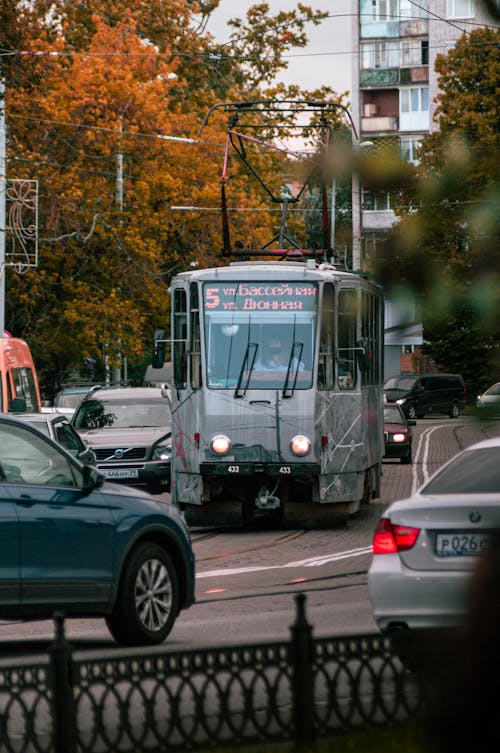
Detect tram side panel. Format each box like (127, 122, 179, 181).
(316, 386, 382, 512)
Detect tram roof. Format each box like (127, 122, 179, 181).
(171, 260, 381, 287)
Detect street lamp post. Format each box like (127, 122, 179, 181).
(351, 140, 373, 271)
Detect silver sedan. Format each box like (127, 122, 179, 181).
(368, 436, 500, 632)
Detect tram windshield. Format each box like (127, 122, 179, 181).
(203, 282, 317, 390)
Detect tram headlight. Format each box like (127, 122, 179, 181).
(210, 434, 232, 455)
(290, 435, 311, 456)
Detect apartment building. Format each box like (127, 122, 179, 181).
(350, 0, 496, 376)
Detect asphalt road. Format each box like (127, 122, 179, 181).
(1, 415, 498, 655)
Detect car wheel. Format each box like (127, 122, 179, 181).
(106, 542, 179, 646)
(449, 403, 460, 418)
(406, 404, 416, 420)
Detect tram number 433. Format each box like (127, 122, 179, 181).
(226, 465, 291, 474)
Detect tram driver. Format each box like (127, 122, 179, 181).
(256, 337, 304, 372)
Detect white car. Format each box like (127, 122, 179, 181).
(368, 436, 500, 632)
(476, 381, 500, 419)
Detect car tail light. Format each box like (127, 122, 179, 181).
(372, 517, 420, 554)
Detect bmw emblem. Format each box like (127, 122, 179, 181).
(469, 510, 482, 524)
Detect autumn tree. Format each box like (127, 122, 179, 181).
(374, 27, 500, 396)
(3, 1, 346, 396)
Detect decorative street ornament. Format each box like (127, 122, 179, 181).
(5, 179, 38, 272)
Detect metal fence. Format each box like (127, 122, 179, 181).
(0, 594, 425, 753)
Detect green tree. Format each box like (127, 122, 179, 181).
(374, 27, 500, 397)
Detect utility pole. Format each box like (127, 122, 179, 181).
(0, 78, 6, 335)
(113, 121, 124, 385)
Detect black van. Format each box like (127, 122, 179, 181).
(384, 373, 466, 419)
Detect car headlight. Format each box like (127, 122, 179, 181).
(290, 435, 311, 456)
(210, 434, 232, 455)
(152, 443, 172, 461)
(396, 398, 406, 405)
(392, 432, 407, 443)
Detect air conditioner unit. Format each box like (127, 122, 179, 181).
(363, 103, 378, 117)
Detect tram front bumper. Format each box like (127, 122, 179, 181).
(199, 462, 320, 477)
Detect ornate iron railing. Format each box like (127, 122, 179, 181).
(0, 595, 425, 753)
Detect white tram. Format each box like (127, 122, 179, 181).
(156, 259, 384, 526)
(153, 100, 384, 526)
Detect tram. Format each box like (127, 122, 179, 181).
(153, 101, 384, 526)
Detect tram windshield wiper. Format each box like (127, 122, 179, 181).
(234, 342, 258, 398)
(283, 341, 304, 398)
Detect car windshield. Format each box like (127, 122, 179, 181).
(24, 419, 50, 436)
(54, 391, 88, 408)
(422, 448, 500, 494)
(485, 383, 500, 396)
(384, 406, 406, 425)
(384, 376, 417, 391)
(74, 399, 170, 430)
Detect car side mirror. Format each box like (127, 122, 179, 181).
(81, 464, 104, 494)
(408, 419, 416, 426)
(152, 329, 167, 369)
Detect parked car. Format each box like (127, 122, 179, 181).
(52, 385, 94, 415)
(72, 387, 171, 494)
(384, 373, 466, 419)
(383, 403, 414, 464)
(13, 411, 96, 466)
(0, 414, 195, 645)
(476, 382, 500, 419)
(368, 436, 500, 633)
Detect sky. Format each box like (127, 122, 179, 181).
(204, 0, 353, 97)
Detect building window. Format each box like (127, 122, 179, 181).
(362, 189, 392, 211)
(446, 0, 474, 18)
(401, 39, 429, 66)
(400, 136, 422, 163)
(400, 0, 429, 17)
(361, 40, 399, 69)
(369, 0, 398, 21)
(400, 87, 429, 113)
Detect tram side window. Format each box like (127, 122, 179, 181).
(190, 284, 202, 389)
(338, 289, 357, 390)
(173, 289, 188, 390)
(318, 283, 334, 390)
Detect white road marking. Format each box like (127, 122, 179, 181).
(196, 546, 372, 579)
(412, 424, 447, 494)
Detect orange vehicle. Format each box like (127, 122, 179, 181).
(0, 335, 42, 413)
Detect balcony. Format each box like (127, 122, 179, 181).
(361, 68, 400, 86)
(360, 20, 400, 38)
(361, 115, 399, 133)
(400, 19, 428, 36)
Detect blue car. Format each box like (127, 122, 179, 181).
(0, 415, 195, 646)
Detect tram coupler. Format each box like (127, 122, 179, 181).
(255, 486, 281, 511)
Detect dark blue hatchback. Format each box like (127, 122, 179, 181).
(0, 415, 195, 646)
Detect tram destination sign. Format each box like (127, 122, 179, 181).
(203, 282, 317, 312)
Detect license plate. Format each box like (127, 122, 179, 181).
(102, 468, 139, 480)
(435, 532, 490, 557)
